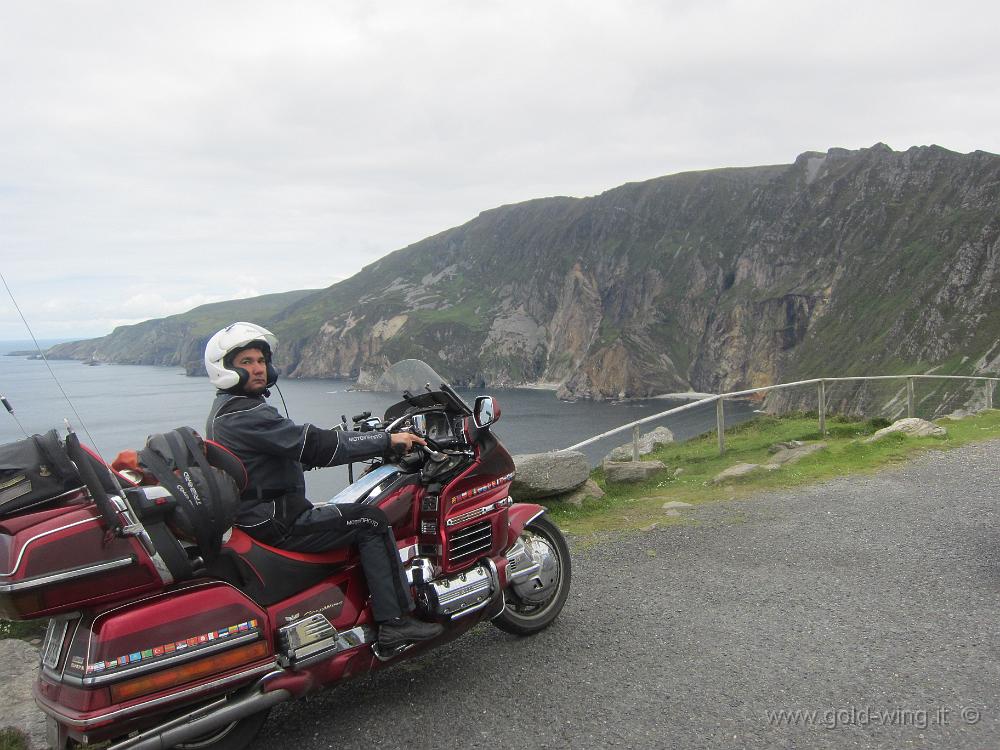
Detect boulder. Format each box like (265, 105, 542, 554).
(511, 451, 590, 499)
(767, 442, 828, 467)
(605, 426, 675, 462)
(768, 439, 804, 454)
(561, 478, 605, 507)
(712, 462, 772, 483)
(863, 417, 947, 443)
(603, 460, 666, 484)
(0, 639, 46, 750)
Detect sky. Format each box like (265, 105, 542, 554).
(2, 0, 998, 341)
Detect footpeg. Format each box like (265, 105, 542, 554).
(371, 642, 415, 662)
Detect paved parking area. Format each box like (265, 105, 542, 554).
(256, 440, 1000, 749)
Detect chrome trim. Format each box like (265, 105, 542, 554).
(0, 485, 84, 516)
(449, 596, 492, 619)
(324, 465, 400, 505)
(279, 613, 335, 651)
(0, 556, 135, 594)
(41, 619, 70, 670)
(445, 502, 496, 527)
(0, 517, 99, 577)
(506, 536, 542, 584)
(78, 632, 261, 687)
(398, 543, 419, 564)
(292, 625, 374, 668)
(37, 661, 281, 730)
(138, 534, 175, 586)
(405, 556, 437, 586)
(523, 507, 546, 527)
(447, 521, 492, 564)
(45, 616, 83, 683)
(277, 616, 374, 669)
(509, 529, 560, 605)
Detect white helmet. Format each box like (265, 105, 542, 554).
(204, 322, 279, 391)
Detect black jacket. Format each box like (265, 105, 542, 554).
(206, 393, 390, 530)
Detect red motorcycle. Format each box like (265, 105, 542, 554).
(0, 374, 571, 750)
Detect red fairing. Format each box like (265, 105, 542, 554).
(435, 432, 517, 575)
(506, 503, 546, 546)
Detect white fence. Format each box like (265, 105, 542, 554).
(563, 375, 998, 459)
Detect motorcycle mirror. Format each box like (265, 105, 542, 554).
(473, 396, 500, 429)
(411, 414, 428, 437)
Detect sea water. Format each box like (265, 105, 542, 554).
(0, 340, 754, 498)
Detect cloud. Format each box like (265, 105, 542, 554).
(1, 0, 999, 339)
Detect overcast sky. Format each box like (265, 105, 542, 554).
(2, 0, 998, 341)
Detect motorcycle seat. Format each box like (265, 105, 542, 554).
(224, 527, 353, 566)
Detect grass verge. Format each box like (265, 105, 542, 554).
(0, 619, 47, 642)
(0, 728, 29, 750)
(544, 409, 1000, 535)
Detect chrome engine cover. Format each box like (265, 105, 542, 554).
(506, 533, 558, 605)
(416, 561, 496, 618)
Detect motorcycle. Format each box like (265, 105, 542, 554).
(0, 367, 571, 750)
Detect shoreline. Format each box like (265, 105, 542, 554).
(653, 391, 716, 400)
(519, 381, 561, 392)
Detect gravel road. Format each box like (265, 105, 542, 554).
(253, 440, 1000, 750)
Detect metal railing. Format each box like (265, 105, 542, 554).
(563, 375, 998, 459)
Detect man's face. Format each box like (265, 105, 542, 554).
(233, 347, 269, 395)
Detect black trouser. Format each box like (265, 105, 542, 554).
(274, 502, 413, 623)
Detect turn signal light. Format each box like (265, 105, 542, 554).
(110, 641, 269, 702)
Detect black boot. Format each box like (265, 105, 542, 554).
(378, 615, 444, 650)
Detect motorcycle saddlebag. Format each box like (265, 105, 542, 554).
(35, 581, 272, 740)
(0, 502, 166, 621)
(0, 430, 83, 518)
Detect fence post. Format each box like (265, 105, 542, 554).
(818, 379, 827, 436)
(716, 397, 726, 456)
(632, 424, 640, 462)
(986, 381, 994, 410)
(906, 377, 915, 418)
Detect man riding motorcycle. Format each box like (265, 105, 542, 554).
(204, 322, 443, 650)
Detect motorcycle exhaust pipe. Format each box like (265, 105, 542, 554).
(107, 687, 291, 750)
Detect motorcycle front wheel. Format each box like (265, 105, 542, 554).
(493, 515, 571, 635)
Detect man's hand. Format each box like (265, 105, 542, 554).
(390, 432, 427, 454)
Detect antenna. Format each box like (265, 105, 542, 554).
(1, 271, 114, 472)
(1, 395, 29, 438)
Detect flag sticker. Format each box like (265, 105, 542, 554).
(83, 619, 261, 674)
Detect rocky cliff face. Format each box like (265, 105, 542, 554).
(46, 290, 317, 375)
(50, 145, 1000, 413)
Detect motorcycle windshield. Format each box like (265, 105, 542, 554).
(379, 360, 472, 424)
(374, 359, 449, 396)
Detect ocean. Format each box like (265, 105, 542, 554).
(0, 340, 755, 499)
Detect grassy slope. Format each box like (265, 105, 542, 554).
(546, 409, 1000, 534)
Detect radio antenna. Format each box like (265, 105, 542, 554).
(1, 395, 29, 438)
(1, 271, 107, 457)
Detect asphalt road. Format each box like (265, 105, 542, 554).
(252, 439, 1000, 750)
